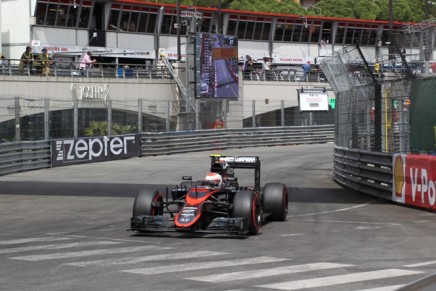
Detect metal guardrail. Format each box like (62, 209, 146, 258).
(333, 146, 393, 200)
(0, 126, 334, 176)
(0, 140, 51, 176)
(140, 125, 335, 156)
(0, 59, 172, 79)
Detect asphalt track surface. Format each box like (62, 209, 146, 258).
(0, 143, 435, 291)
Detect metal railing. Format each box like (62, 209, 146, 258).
(0, 140, 51, 176)
(333, 146, 393, 200)
(242, 68, 327, 82)
(141, 125, 334, 156)
(0, 59, 172, 79)
(0, 126, 334, 176)
(0, 58, 327, 82)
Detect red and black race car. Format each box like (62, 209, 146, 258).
(129, 154, 288, 235)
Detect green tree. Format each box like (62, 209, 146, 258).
(84, 121, 136, 137)
(309, 0, 380, 20)
(85, 121, 108, 137)
(158, 0, 433, 22)
(374, 0, 426, 22)
(228, 0, 306, 15)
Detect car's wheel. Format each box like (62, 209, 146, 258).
(133, 190, 163, 217)
(233, 190, 261, 235)
(263, 183, 288, 221)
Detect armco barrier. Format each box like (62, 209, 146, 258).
(334, 146, 393, 200)
(0, 141, 51, 176)
(140, 125, 335, 156)
(0, 125, 334, 176)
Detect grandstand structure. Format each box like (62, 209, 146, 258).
(0, 0, 433, 141)
(1, 0, 408, 64)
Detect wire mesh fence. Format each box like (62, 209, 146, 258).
(321, 46, 411, 154)
(0, 97, 334, 142)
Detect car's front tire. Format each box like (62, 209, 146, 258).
(233, 190, 261, 235)
(133, 190, 163, 217)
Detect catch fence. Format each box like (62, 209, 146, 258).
(0, 97, 334, 142)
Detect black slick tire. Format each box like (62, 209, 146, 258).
(133, 189, 163, 217)
(263, 183, 288, 221)
(233, 190, 261, 235)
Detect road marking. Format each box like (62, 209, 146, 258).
(292, 219, 399, 227)
(122, 256, 288, 275)
(256, 269, 424, 290)
(288, 201, 375, 218)
(64, 251, 228, 267)
(0, 236, 72, 245)
(414, 220, 430, 224)
(187, 262, 353, 283)
(356, 285, 405, 291)
(10, 246, 171, 261)
(404, 260, 436, 267)
(0, 241, 120, 254)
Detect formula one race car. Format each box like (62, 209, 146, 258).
(129, 154, 288, 235)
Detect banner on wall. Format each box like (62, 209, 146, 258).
(51, 134, 141, 167)
(393, 153, 436, 211)
(299, 92, 329, 111)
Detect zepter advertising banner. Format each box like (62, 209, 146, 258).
(393, 154, 436, 211)
(51, 134, 141, 167)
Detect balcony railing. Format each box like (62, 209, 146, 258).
(0, 59, 172, 79)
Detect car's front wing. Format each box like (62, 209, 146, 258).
(129, 215, 251, 235)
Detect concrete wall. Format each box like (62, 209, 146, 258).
(0, 74, 333, 128)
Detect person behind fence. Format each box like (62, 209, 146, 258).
(243, 55, 254, 78)
(19, 46, 34, 73)
(35, 48, 52, 75)
(0, 52, 5, 72)
(302, 61, 311, 81)
(79, 51, 96, 75)
(262, 57, 272, 79)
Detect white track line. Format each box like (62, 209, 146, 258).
(404, 260, 436, 267)
(356, 285, 406, 291)
(288, 201, 375, 218)
(64, 251, 228, 267)
(122, 256, 288, 275)
(10, 246, 171, 261)
(0, 236, 71, 245)
(0, 241, 120, 254)
(187, 262, 353, 283)
(256, 269, 424, 290)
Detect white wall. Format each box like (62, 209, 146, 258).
(1, 0, 32, 59)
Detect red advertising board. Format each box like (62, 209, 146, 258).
(393, 154, 436, 211)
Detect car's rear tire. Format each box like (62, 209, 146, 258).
(233, 190, 261, 235)
(263, 183, 288, 221)
(133, 190, 163, 217)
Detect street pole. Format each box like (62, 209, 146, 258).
(218, 0, 222, 34)
(176, 0, 181, 62)
(425, 0, 430, 20)
(388, 0, 393, 59)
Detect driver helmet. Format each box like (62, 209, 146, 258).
(205, 172, 222, 187)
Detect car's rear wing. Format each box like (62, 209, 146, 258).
(210, 154, 260, 191)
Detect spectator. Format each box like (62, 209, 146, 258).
(79, 51, 96, 76)
(243, 55, 254, 79)
(0, 52, 5, 72)
(302, 61, 311, 81)
(262, 57, 272, 79)
(35, 48, 52, 75)
(19, 46, 34, 73)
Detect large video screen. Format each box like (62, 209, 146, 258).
(195, 33, 239, 98)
